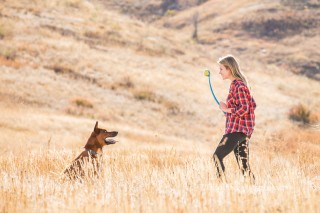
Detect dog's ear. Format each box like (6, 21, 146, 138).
(94, 121, 99, 134)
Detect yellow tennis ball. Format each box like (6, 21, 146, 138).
(204, 70, 210, 76)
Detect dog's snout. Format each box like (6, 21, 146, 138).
(112, 131, 118, 137)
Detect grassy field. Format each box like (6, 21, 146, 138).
(0, 0, 319, 212)
(0, 103, 319, 212)
(0, 130, 319, 212)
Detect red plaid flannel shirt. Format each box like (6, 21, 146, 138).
(225, 80, 256, 136)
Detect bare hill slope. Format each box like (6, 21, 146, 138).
(0, 0, 319, 152)
(158, 0, 320, 80)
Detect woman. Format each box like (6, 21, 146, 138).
(213, 55, 256, 183)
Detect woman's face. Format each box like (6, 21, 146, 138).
(219, 64, 232, 80)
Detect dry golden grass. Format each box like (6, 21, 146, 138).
(0, 105, 319, 212)
(0, 142, 319, 213)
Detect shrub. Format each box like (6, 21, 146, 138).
(164, 101, 180, 115)
(111, 77, 135, 91)
(288, 104, 318, 125)
(71, 97, 93, 108)
(119, 77, 135, 89)
(0, 48, 17, 60)
(0, 23, 12, 39)
(65, 0, 81, 8)
(165, 9, 176, 16)
(84, 30, 101, 39)
(133, 89, 156, 102)
(0, 25, 5, 39)
(66, 97, 95, 118)
(46, 64, 73, 74)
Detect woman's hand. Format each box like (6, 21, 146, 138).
(219, 101, 231, 113)
(219, 101, 227, 111)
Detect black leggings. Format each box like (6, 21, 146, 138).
(213, 132, 254, 181)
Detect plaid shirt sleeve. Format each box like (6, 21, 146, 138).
(230, 86, 250, 117)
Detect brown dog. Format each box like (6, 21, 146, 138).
(63, 121, 118, 180)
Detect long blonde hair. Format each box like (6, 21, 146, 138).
(217, 55, 250, 90)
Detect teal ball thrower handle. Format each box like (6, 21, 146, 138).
(204, 70, 226, 114)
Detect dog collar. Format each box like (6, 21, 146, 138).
(86, 149, 98, 156)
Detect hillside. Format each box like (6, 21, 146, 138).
(104, 0, 320, 80)
(0, 0, 320, 211)
(1, 0, 319, 148)
(159, 0, 320, 80)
